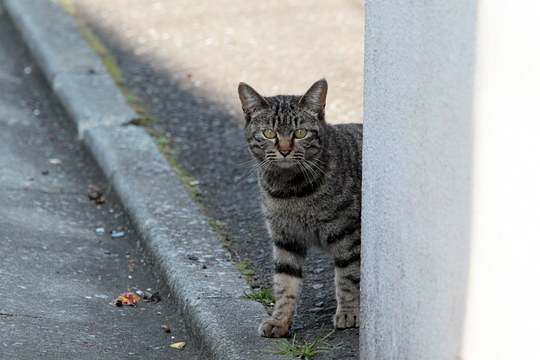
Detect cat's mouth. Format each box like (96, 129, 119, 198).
(272, 157, 300, 169)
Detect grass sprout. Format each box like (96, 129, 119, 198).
(262, 328, 342, 359)
(241, 287, 275, 308)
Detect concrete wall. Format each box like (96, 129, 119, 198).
(361, 0, 540, 359)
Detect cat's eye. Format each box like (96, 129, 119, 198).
(263, 129, 277, 139)
(294, 128, 307, 139)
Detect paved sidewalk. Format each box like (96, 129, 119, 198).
(0, 11, 200, 360)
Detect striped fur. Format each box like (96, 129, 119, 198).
(238, 79, 362, 338)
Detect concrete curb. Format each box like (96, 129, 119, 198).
(3, 0, 286, 359)
(3, 0, 135, 137)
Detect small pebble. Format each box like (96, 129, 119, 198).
(161, 325, 171, 333)
(111, 231, 125, 238)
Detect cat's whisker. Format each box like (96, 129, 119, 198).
(299, 161, 319, 184)
(303, 166, 318, 186)
(229, 156, 258, 167)
(235, 159, 273, 186)
(305, 158, 327, 171)
(229, 146, 256, 167)
(235, 171, 257, 186)
(301, 160, 327, 182)
(308, 157, 329, 170)
(296, 161, 311, 184)
(232, 142, 250, 151)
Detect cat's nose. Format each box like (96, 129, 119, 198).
(277, 140, 293, 157)
(279, 149, 292, 157)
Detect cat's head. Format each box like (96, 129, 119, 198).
(238, 79, 328, 170)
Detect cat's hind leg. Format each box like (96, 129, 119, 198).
(333, 260, 360, 328)
(258, 239, 306, 338)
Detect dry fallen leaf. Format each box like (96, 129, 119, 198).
(114, 291, 142, 306)
(170, 342, 186, 350)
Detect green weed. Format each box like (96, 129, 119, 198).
(241, 286, 275, 309)
(262, 328, 342, 359)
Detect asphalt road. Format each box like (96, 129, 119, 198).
(0, 11, 200, 360)
(70, 1, 363, 358)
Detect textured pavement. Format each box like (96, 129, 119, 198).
(0, 10, 200, 360)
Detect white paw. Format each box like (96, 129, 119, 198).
(333, 309, 359, 329)
(258, 317, 291, 338)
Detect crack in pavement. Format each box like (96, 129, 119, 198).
(1, 187, 85, 196)
(0, 312, 42, 320)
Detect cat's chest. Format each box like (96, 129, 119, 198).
(263, 195, 321, 225)
(262, 196, 332, 247)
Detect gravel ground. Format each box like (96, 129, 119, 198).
(70, 1, 363, 358)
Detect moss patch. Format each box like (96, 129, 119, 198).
(153, 136, 201, 200)
(60, 0, 153, 126)
(234, 258, 256, 285)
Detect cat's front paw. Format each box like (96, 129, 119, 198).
(333, 309, 359, 329)
(258, 317, 291, 338)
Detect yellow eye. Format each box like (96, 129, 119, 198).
(294, 128, 307, 139)
(263, 129, 277, 139)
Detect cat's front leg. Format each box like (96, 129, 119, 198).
(330, 231, 360, 329)
(259, 238, 306, 338)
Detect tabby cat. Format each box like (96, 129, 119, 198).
(237, 79, 362, 338)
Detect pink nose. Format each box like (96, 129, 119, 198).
(279, 149, 291, 157)
(277, 140, 293, 157)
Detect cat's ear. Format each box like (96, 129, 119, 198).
(299, 78, 328, 116)
(238, 82, 270, 117)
